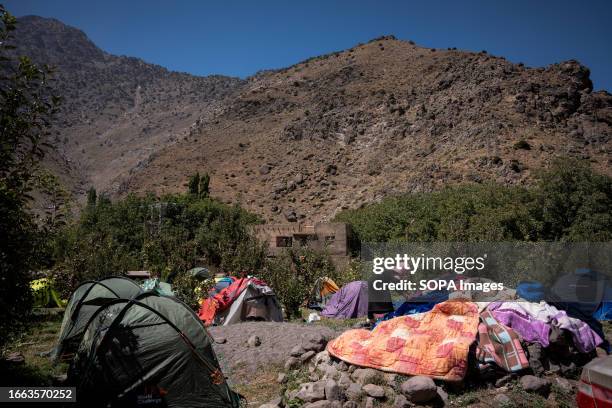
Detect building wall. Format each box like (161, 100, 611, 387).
(252, 222, 352, 269)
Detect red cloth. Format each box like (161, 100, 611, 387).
(197, 277, 268, 325)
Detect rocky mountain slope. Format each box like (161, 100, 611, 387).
(15, 16, 612, 222)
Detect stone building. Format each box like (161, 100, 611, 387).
(252, 222, 352, 269)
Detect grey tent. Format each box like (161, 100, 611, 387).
(68, 292, 241, 408)
(53, 276, 142, 360)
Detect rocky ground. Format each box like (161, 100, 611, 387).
(3, 315, 610, 407)
(206, 319, 605, 407)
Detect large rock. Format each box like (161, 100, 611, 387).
(554, 377, 573, 394)
(493, 394, 511, 406)
(291, 345, 306, 357)
(285, 357, 301, 371)
(520, 375, 551, 396)
(338, 373, 352, 390)
(301, 350, 316, 363)
(325, 379, 343, 401)
(248, 335, 261, 347)
(314, 350, 331, 366)
(345, 383, 363, 401)
(400, 376, 437, 403)
(297, 381, 326, 403)
(365, 397, 375, 408)
(304, 333, 328, 352)
(363, 384, 385, 398)
(277, 373, 287, 384)
(351, 368, 379, 385)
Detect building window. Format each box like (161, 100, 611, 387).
(276, 236, 293, 248)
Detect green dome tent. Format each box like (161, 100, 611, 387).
(68, 292, 242, 408)
(53, 276, 142, 360)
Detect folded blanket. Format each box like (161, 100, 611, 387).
(488, 301, 603, 353)
(476, 309, 529, 372)
(327, 301, 480, 381)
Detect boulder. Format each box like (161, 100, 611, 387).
(337, 361, 348, 372)
(304, 333, 327, 352)
(248, 335, 261, 347)
(345, 383, 363, 402)
(301, 350, 316, 363)
(291, 345, 306, 357)
(285, 357, 301, 371)
(554, 377, 573, 394)
(285, 210, 298, 222)
(325, 379, 343, 401)
(365, 397, 375, 408)
(214, 336, 227, 344)
(351, 368, 379, 385)
(495, 374, 515, 388)
(400, 376, 437, 403)
(363, 384, 385, 398)
(277, 373, 287, 384)
(493, 394, 511, 406)
(337, 373, 352, 390)
(437, 386, 449, 405)
(297, 381, 326, 403)
(520, 375, 551, 396)
(314, 350, 331, 366)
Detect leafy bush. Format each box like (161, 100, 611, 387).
(171, 272, 213, 311)
(334, 159, 611, 243)
(53, 191, 265, 289)
(261, 247, 337, 319)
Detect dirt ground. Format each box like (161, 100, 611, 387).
(208, 321, 345, 405)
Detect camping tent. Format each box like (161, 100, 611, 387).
(307, 277, 340, 310)
(198, 277, 283, 326)
(188, 267, 211, 279)
(68, 293, 241, 408)
(321, 281, 368, 319)
(53, 276, 142, 360)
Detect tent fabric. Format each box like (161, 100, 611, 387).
(321, 281, 368, 319)
(188, 267, 211, 279)
(374, 290, 449, 328)
(198, 277, 283, 326)
(476, 309, 529, 372)
(307, 277, 340, 310)
(68, 293, 241, 408)
(488, 301, 603, 353)
(141, 278, 174, 296)
(516, 281, 546, 302)
(327, 301, 480, 381)
(53, 276, 142, 360)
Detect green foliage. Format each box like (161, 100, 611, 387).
(53, 192, 265, 294)
(260, 247, 337, 319)
(187, 172, 211, 198)
(171, 272, 213, 310)
(0, 6, 60, 351)
(334, 159, 611, 243)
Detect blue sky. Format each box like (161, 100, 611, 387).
(6, 0, 612, 91)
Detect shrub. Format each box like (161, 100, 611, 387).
(514, 139, 531, 150)
(261, 247, 336, 319)
(171, 271, 213, 311)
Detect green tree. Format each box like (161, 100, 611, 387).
(199, 172, 210, 198)
(188, 172, 200, 195)
(0, 6, 60, 350)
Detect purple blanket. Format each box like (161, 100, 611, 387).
(488, 301, 603, 353)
